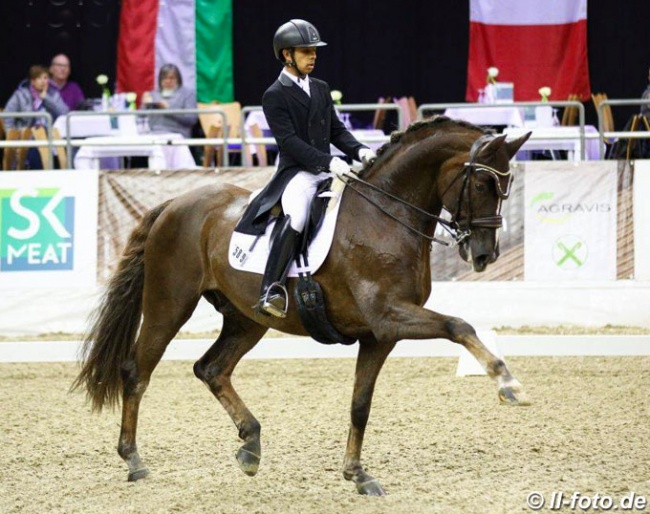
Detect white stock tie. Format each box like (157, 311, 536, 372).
(298, 78, 310, 97)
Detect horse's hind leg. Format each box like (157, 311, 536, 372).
(193, 303, 268, 477)
(118, 289, 201, 482)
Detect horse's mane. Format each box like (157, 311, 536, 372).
(378, 115, 489, 155)
(361, 116, 493, 177)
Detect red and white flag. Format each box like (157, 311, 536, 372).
(466, 0, 591, 102)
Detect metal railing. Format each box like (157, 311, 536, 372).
(1, 103, 398, 169)
(10, 98, 650, 168)
(595, 98, 650, 158)
(417, 101, 589, 160)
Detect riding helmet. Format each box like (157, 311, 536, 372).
(273, 19, 327, 61)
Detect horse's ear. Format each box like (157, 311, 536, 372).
(505, 132, 532, 158)
(478, 134, 507, 157)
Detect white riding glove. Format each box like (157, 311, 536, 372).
(329, 157, 351, 178)
(358, 148, 377, 167)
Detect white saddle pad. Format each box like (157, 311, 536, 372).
(228, 178, 346, 276)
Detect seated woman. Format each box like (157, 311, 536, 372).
(4, 64, 69, 169)
(142, 64, 197, 138)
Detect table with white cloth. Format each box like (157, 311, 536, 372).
(74, 133, 198, 170)
(53, 113, 117, 138)
(443, 106, 525, 128)
(502, 126, 600, 161)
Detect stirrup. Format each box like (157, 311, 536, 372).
(259, 282, 289, 318)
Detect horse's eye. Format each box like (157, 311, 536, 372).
(474, 182, 488, 193)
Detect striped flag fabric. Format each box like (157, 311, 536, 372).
(466, 0, 591, 102)
(116, 0, 233, 104)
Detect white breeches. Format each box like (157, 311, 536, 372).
(281, 170, 333, 232)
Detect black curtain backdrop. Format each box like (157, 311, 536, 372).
(1, 0, 649, 129)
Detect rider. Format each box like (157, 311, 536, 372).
(235, 19, 377, 318)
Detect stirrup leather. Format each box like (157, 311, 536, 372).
(259, 282, 289, 318)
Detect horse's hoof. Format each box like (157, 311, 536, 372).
(356, 478, 386, 496)
(236, 447, 260, 476)
(127, 467, 150, 482)
(499, 385, 531, 406)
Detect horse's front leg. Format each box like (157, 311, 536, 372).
(383, 303, 530, 406)
(343, 338, 396, 496)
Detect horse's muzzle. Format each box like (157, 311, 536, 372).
(458, 236, 499, 272)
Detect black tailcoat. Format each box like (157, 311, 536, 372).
(235, 72, 366, 235)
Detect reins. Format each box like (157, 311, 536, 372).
(340, 173, 464, 246)
(338, 134, 512, 247)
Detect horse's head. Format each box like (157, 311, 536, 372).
(442, 132, 531, 272)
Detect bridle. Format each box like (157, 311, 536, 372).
(339, 134, 513, 247)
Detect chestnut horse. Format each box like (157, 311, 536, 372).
(73, 116, 531, 496)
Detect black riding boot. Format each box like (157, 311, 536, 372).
(257, 216, 300, 318)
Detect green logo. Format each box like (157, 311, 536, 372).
(0, 188, 75, 271)
(552, 235, 587, 269)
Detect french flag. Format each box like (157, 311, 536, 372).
(116, 0, 233, 105)
(466, 0, 591, 102)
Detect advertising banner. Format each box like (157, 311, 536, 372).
(524, 162, 617, 280)
(0, 170, 98, 287)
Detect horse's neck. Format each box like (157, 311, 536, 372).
(367, 136, 463, 214)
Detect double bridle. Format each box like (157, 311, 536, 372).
(340, 134, 513, 247)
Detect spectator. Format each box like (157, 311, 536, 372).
(3, 64, 69, 168)
(641, 66, 650, 118)
(141, 64, 197, 138)
(49, 53, 85, 110)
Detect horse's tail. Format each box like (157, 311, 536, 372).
(71, 199, 173, 412)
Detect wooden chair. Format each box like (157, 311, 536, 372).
(372, 97, 389, 131)
(592, 92, 616, 157)
(560, 94, 580, 126)
(248, 122, 268, 166)
(30, 126, 68, 169)
(393, 96, 417, 129)
(32, 126, 50, 169)
(0, 112, 5, 169)
(198, 101, 251, 166)
(52, 127, 68, 169)
(2, 127, 31, 170)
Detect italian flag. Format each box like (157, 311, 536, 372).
(116, 0, 233, 104)
(466, 0, 591, 102)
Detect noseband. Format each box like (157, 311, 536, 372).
(340, 133, 513, 247)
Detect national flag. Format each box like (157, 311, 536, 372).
(466, 0, 591, 102)
(116, 0, 233, 105)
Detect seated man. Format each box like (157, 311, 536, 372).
(49, 53, 85, 111)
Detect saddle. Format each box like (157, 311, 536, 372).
(292, 178, 356, 346)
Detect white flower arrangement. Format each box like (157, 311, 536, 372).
(538, 86, 552, 102)
(125, 92, 137, 111)
(487, 67, 499, 85)
(96, 74, 110, 98)
(331, 89, 343, 105)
